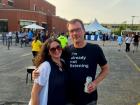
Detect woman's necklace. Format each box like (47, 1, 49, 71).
(55, 62, 63, 71)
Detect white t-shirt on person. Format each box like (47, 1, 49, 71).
(125, 37, 132, 44)
(34, 61, 51, 105)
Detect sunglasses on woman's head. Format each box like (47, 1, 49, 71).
(49, 45, 62, 53)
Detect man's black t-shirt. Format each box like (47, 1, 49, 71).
(62, 43, 107, 105)
(134, 35, 139, 42)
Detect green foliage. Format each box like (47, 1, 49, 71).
(113, 24, 127, 35)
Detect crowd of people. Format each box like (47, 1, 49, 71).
(117, 33, 140, 53)
(1, 29, 68, 55)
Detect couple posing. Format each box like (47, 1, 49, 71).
(30, 19, 109, 105)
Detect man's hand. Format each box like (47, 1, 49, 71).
(87, 64, 109, 93)
(32, 68, 40, 80)
(87, 81, 97, 93)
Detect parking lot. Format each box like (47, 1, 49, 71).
(0, 40, 139, 105)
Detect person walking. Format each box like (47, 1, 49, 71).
(15, 31, 19, 45)
(102, 33, 106, 46)
(6, 31, 13, 45)
(125, 34, 132, 52)
(132, 34, 139, 53)
(117, 35, 123, 51)
(31, 38, 68, 105)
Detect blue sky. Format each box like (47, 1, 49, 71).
(46, 0, 140, 24)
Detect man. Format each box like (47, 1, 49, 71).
(28, 30, 33, 42)
(133, 34, 139, 52)
(6, 31, 13, 45)
(65, 19, 109, 105)
(33, 19, 109, 105)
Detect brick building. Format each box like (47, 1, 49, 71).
(0, 0, 68, 34)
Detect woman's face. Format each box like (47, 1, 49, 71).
(49, 41, 62, 59)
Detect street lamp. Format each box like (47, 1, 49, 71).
(131, 16, 138, 31)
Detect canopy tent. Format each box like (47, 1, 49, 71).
(84, 24, 98, 32)
(85, 19, 111, 33)
(23, 23, 45, 29)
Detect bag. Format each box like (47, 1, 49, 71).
(125, 37, 129, 43)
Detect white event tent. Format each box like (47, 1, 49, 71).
(23, 23, 45, 30)
(85, 19, 111, 33)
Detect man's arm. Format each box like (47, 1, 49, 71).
(32, 69, 40, 80)
(87, 64, 109, 93)
(31, 83, 42, 105)
(94, 64, 109, 85)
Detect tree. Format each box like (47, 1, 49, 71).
(114, 23, 127, 35)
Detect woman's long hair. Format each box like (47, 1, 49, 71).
(34, 38, 61, 67)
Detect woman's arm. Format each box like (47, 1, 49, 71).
(31, 83, 42, 105)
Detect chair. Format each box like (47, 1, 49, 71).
(26, 66, 35, 84)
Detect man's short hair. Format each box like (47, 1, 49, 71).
(67, 19, 85, 31)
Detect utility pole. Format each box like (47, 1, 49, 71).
(131, 16, 138, 31)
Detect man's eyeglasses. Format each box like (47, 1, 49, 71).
(69, 28, 82, 33)
(49, 45, 62, 53)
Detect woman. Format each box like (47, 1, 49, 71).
(31, 35, 42, 58)
(31, 38, 68, 105)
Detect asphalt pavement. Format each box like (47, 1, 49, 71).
(0, 40, 139, 105)
(0, 42, 33, 104)
(93, 41, 140, 105)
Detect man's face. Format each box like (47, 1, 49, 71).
(68, 22, 85, 43)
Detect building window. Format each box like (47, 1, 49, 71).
(0, 20, 8, 32)
(20, 20, 36, 27)
(34, 4, 36, 11)
(8, 0, 14, 7)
